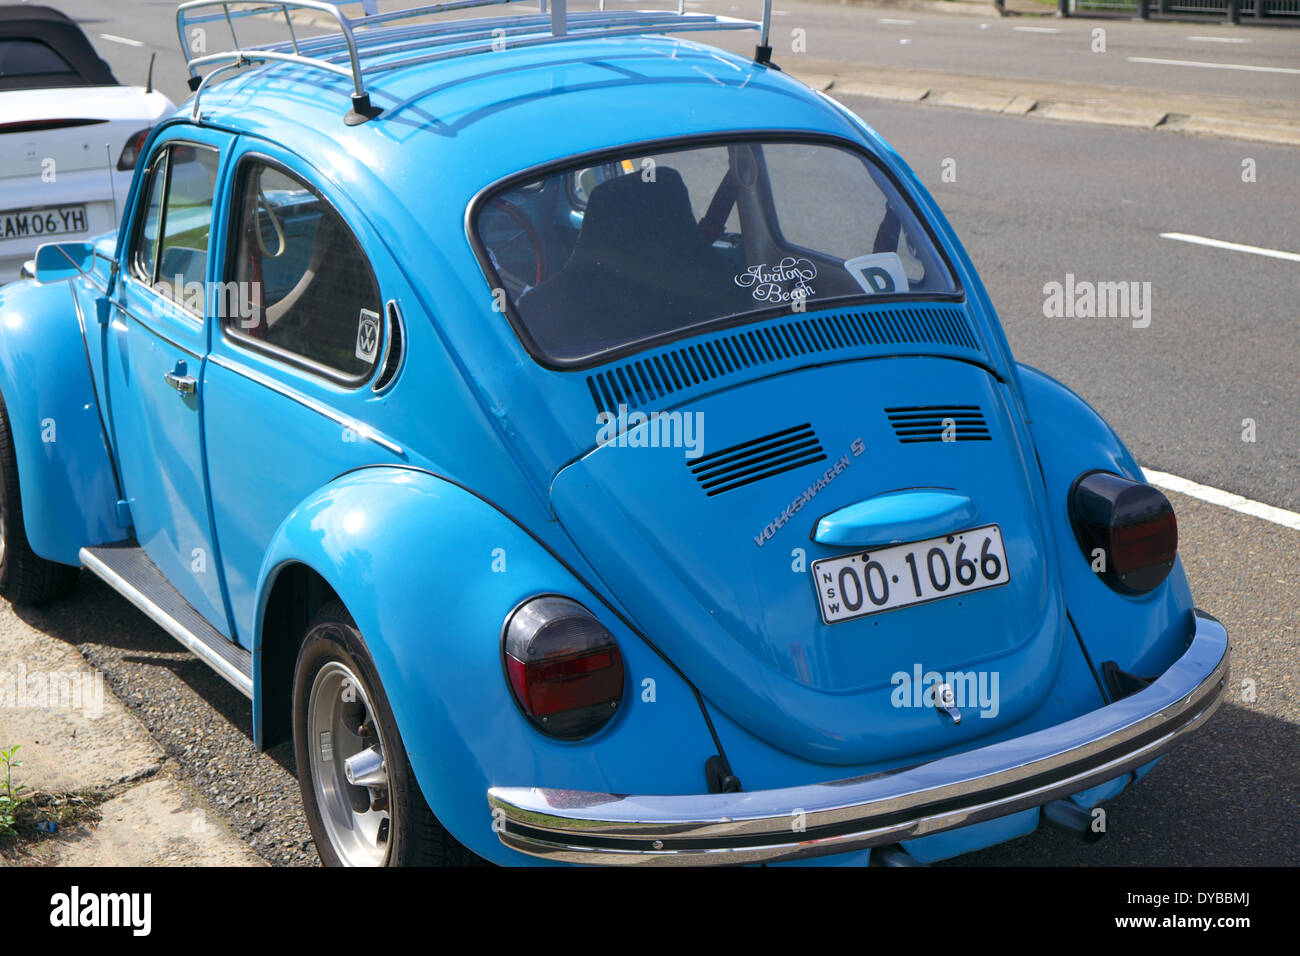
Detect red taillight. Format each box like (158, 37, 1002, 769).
(1069, 471, 1177, 594)
(1111, 513, 1177, 576)
(503, 597, 624, 739)
(116, 128, 152, 171)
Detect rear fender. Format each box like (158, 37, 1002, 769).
(1018, 364, 1194, 685)
(0, 278, 123, 563)
(252, 466, 718, 865)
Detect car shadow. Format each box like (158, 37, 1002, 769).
(946, 699, 1300, 866)
(10, 570, 297, 779)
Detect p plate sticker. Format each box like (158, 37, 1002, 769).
(355, 308, 380, 362)
(844, 252, 909, 295)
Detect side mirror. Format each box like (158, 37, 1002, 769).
(34, 241, 96, 283)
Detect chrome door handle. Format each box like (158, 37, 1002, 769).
(164, 361, 196, 396)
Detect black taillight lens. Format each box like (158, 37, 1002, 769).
(503, 597, 624, 740)
(1069, 470, 1177, 594)
(116, 128, 152, 171)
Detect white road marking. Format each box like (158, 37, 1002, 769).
(878, 17, 917, 25)
(1188, 35, 1250, 43)
(1160, 232, 1300, 263)
(1143, 469, 1300, 532)
(1129, 56, 1300, 75)
(1013, 26, 1063, 33)
(98, 33, 144, 47)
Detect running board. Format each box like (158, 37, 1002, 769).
(80, 544, 253, 699)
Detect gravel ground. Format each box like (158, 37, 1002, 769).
(11, 573, 316, 867)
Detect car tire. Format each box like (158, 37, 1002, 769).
(0, 390, 79, 605)
(292, 600, 478, 867)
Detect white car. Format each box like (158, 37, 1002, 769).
(0, 5, 174, 281)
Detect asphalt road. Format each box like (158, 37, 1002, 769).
(3, 0, 1295, 867)
(706, 0, 1300, 102)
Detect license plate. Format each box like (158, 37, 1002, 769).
(0, 204, 89, 242)
(811, 524, 1010, 625)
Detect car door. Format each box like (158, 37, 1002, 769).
(202, 143, 410, 648)
(102, 127, 235, 636)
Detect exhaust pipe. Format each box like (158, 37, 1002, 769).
(1044, 798, 1106, 843)
(872, 844, 927, 867)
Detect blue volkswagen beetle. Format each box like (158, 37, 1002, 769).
(0, 0, 1228, 866)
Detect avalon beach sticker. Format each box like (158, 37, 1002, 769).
(735, 257, 817, 304)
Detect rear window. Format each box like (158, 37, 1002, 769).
(0, 38, 77, 81)
(474, 139, 957, 366)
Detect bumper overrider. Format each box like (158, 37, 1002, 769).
(487, 610, 1229, 865)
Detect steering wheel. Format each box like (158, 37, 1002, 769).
(485, 197, 546, 290)
(255, 182, 287, 259)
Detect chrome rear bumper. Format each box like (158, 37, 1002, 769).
(487, 610, 1228, 865)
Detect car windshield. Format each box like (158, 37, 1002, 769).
(475, 139, 958, 366)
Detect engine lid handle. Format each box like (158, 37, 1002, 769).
(813, 490, 977, 548)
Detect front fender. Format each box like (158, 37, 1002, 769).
(253, 466, 719, 865)
(1018, 364, 1195, 684)
(0, 279, 122, 563)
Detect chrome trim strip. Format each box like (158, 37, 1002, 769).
(373, 299, 405, 394)
(206, 352, 405, 457)
(488, 610, 1228, 865)
(79, 547, 254, 699)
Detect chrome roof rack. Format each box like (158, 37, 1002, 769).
(176, 0, 772, 124)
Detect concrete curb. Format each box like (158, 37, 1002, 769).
(0, 601, 262, 866)
(793, 71, 1300, 148)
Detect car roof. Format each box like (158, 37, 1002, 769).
(0, 4, 118, 89)
(193, 35, 861, 219)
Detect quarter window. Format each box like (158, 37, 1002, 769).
(226, 161, 382, 382)
(130, 143, 220, 315)
(132, 154, 167, 284)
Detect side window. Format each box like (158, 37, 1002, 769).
(226, 161, 382, 382)
(130, 143, 220, 314)
(132, 153, 167, 284)
(156, 146, 219, 311)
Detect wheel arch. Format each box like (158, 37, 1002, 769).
(255, 560, 342, 750)
(0, 278, 124, 564)
(248, 465, 722, 864)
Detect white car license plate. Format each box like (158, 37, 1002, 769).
(1, 205, 89, 242)
(812, 523, 1010, 625)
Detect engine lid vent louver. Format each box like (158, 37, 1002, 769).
(586, 304, 979, 415)
(886, 405, 991, 443)
(689, 424, 826, 497)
